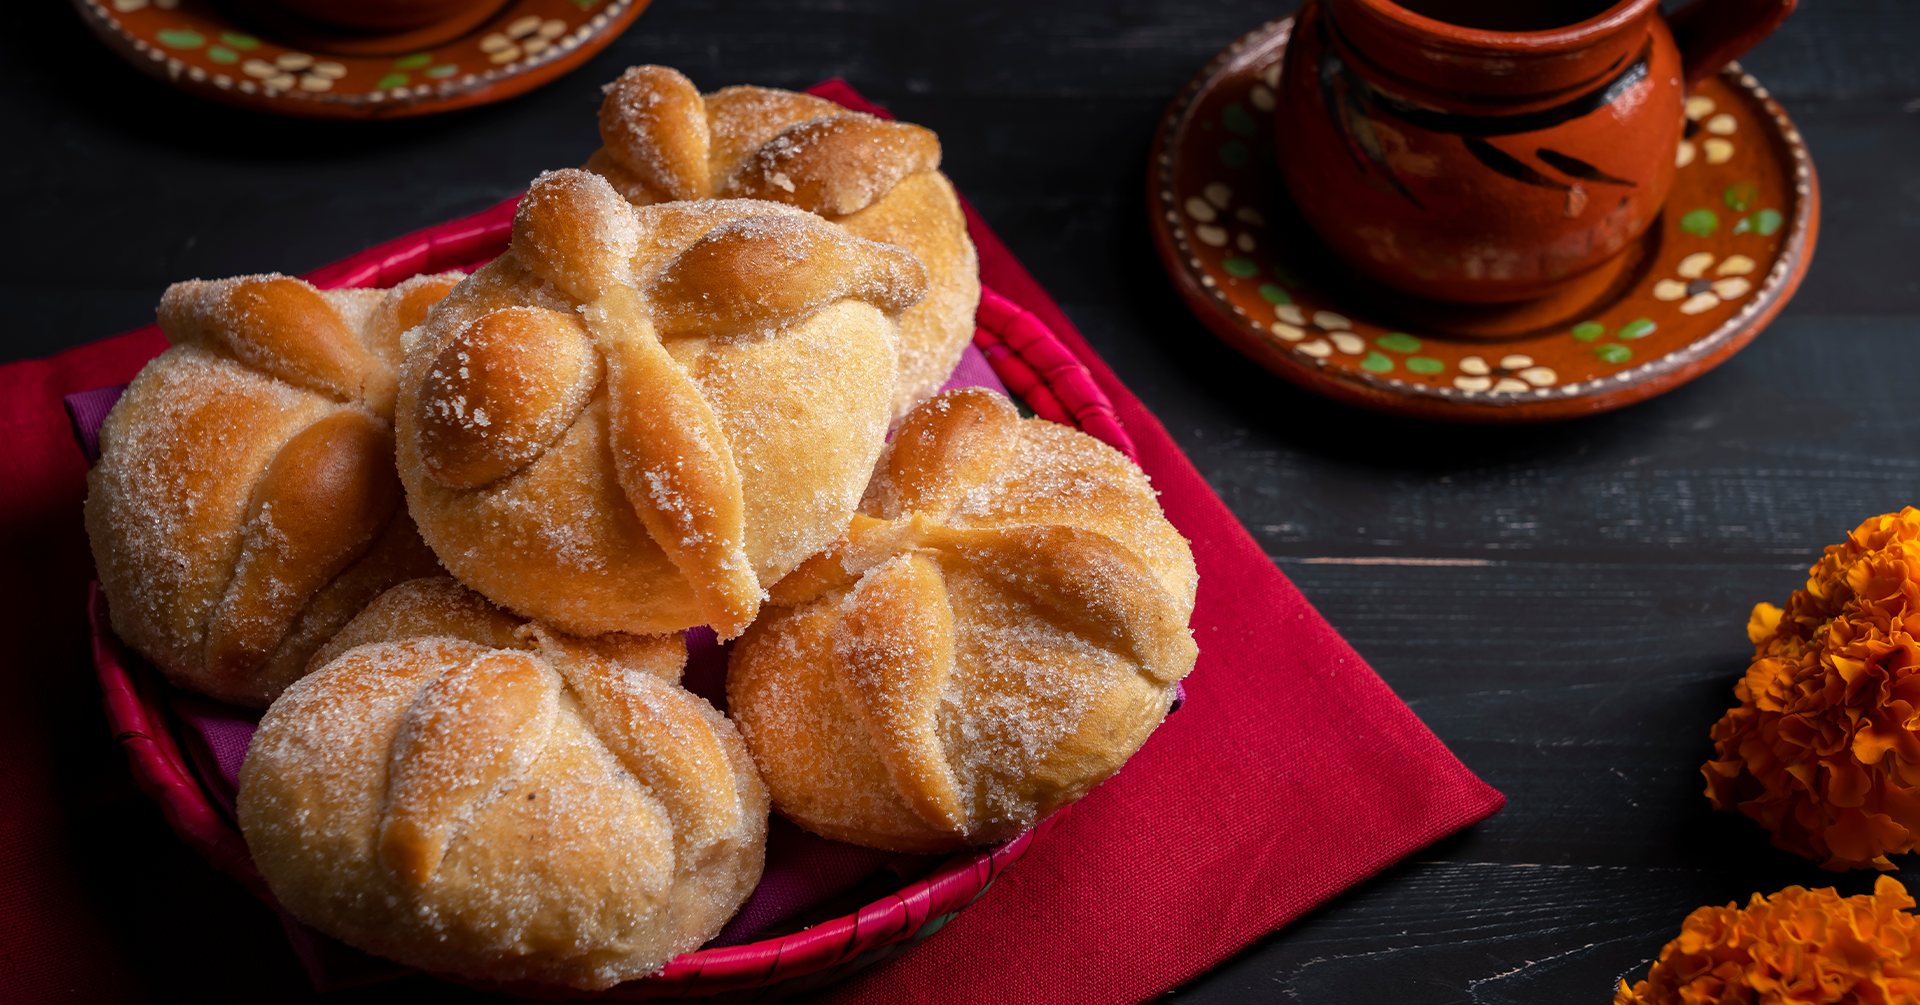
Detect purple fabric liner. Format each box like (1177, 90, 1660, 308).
(63, 383, 127, 466)
(70, 341, 1181, 981)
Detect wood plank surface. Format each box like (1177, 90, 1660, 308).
(4, 0, 1918, 1001)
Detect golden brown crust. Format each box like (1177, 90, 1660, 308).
(238, 579, 767, 990)
(727, 389, 1198, 853)
(586, 66, 980, 420)
(397, 170, 921, 639)
(85, 274, 461, 707)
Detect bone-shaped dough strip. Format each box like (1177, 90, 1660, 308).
(832, 551, 966, 832)
(585, 285, 761, 638)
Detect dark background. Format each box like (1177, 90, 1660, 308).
(4, 0, 1918, 1001)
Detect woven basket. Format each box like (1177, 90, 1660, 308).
(89, 196, 1133, 1000)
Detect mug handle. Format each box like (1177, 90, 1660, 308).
(1669, 0, 1798, 87)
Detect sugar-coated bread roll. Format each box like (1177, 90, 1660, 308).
(727, 389, 1198, 853)
(586, 65, 980, 420)
(239, 578, 768, 991)
(85, 272, 461, 707)
(395, 168, 926, 640)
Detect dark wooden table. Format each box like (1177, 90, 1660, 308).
(5, 1, 1917, 1001)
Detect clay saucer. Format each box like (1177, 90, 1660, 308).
(1147, 17, 1819, 423)
(69, 0, 649, 120)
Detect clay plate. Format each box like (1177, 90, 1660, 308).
(69, 0, 649, 120)
(1147, 17, 1819, 423)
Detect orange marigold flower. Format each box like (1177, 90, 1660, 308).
(1615, 876, 1920, 1005)
(1704, 507, 1920, 870)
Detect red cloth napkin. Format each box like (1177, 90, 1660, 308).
(0, 82, 1501, 1005)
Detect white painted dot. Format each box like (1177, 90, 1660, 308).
(1235, 206, 1265, 226)
(274, 52, 314, 71)
(1261, 64, 1281, 89)
(1331, 332, 1365, 355)
(1706, 113, 1737, 135)
(212, 73, 232, 89)
(1275, 304, 1305, 325)
(523, 38, 551, 55)
(1676, 140, 1696, 168)
(480, 32, 515, 53)
(111, 0, 147, 11)
(310, 61, 347, 79)
(1235, 232, 1256, 252)
(1249, 83, 1275, 112)
(186, 65, 205, 82)
(507, 14, 543, 37)
(1499, 354, 1534, 370)
(1676, 252, 1715, 279)
(1653, 279, 1688, 301)
(1518, 366, 1557, 387)
(489, 45, 521, 64)
(1679, 292, 1721, 315)
(1185, 197, 1217, 222)
(1195, 224, 1228, 247)
(1454, 375, 1492, 391)
(1203, 182, 1232, 209)
(1312, 310, 1351, 330)
(1298, 339, 1332, 358)
(1493, 377, 1530, 393)
(1704, 138, 1734, 164)
(1711, 277, 1752, 299)
(1459, 355, 1489, 376)
(1716, 254, 1755, 276)
(1271, 322, 1305, 342)
(538, 18, 568, 38)
(1684, 95, 1715, 120)
(298, 73, 332, 91)
(241, 58, 277, 78)
(264, 72, 297, 90)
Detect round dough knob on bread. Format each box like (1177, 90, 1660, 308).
(586, 65, 980, 421)
(395, 169, 927, 641)
(85, 272, 462, 707)
(727, 389, 1199, 853)
(238, 578, 768, 991)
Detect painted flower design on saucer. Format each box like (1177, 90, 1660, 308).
(1653, 251, 1755, 315)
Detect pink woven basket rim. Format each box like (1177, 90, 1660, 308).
(90, 195, 1131, 998)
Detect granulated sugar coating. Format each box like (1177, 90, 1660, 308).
(238, 578, 768, 991)
(396, 168, 924, 641)
(85, 273, 463, 708)
(727, 388, 1199, 853)
(585, 65, 980, 421)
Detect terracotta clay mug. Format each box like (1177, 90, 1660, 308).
(1274, 0, 1796, 304)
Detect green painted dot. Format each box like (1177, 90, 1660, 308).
(1222, 258, 1259, 278)
(1258, 283, 1291, 304)
(155, 28, 204, 48)
(1571, 321, 1606, 342)
(1219, 140, 1250, 169)
(1679, 208, 1718, 237)
(1222, 102, 1259, 137)
(218, 31, 259, 48)
(1595, 344, 1633, 364)
(394, 52, 433, 69)
(376, 72, 410, 89)
(1724, 182, 1758, 212)
(425, 63, 459, 79)
(1269, 265, 1302, 286)
(1616, 317, 1657, 340)
(1733, 216, 1752, 235)
(1754, 208, 1784, 236)
(1360, 351, 1394, 373)
(1405, 357, 1444, 375)
(207, 45, 238, 64)
(1376, 332, 1421, 353)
